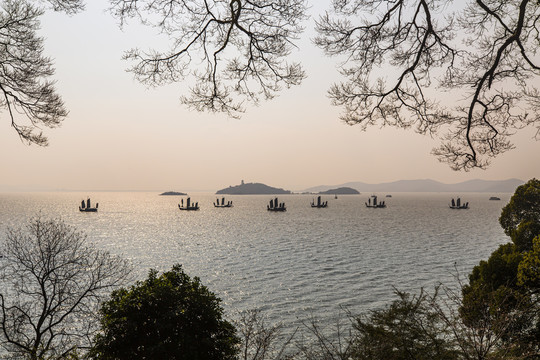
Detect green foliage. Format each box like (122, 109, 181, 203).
(460, 238, 539, 355)
(518, 236, 540, 291)
(459, 179, 540, 358)
(512, 220, 540, 252)
(460, 243, 524, 328)
(90, 264, 239, 360)
(466, 244, 522, 292)
(499, 178, 540, 251)
(348, 289, 458, 360)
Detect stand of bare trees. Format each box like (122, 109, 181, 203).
(0, 216, 131, 360)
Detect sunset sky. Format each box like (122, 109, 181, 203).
(1, 0, 538, 192)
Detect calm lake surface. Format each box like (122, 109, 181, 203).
(0, 192, 510, 329)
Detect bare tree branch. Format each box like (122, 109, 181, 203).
(316, 0, 540, 171)
(109, 0, 308, 118)
(0, 0, 84, 146)
(235, 309, 298, 360)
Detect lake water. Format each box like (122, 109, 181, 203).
(0, 192, 510, 331)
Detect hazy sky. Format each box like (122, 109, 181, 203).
(1, 0, 538, 192)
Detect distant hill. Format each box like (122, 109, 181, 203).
(217, 182, 291, 195)
(319, 187, 359, 195)
(304, 179, 525, 193)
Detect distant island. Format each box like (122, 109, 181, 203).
(216, 181, 291, 195)
(159, 191, 187, 196)
(319, 187, 359, 195)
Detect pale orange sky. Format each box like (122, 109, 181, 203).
(1, 0, 538, 192)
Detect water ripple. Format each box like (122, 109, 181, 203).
(0, 192, 509, 331)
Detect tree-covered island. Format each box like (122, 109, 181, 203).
(216, 181, 291, 195)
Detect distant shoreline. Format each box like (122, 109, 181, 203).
(0, 178, 525, 193)
(303, 178, 524, 194)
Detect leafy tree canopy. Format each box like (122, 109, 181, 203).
(90, 264, 239, 360)
(467, 243, 523, 292)
(459, 180, 540, 357)
(460, 243, 525, 326)
(499, 178, 540, 250)
(518, 235, 540, 292)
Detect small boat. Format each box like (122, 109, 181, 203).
(489, 196, 501, 201)
(334, 194, 338, 199)
(449, 197, 469, 209)
(386, 194, 392, 198)
(365, 195, 386, 208)
(311, 196, 328, 208)
(267, 197, 286, 212)
(178, 197, 199, 211)
(79, 198, 98, 212)
(214, 197, 233, 208)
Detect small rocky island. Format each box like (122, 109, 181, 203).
(217, 181, 291, 195)
(319, 187, 360, 195)
(159, 191, 187, 196)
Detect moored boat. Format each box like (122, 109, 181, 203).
(365, 195, 386, 208)
(178, 197, 199, 211)
(267, 197, 286, 212)
(214, 197, 233, 208)
(79, 198, 98, 212)
(449, 197, 469, 209)
(311, 196, 328, 208)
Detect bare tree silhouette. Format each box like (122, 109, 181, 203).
(109, 0, 308, 118)
(5, 0, 539, 170)
(315, 0, 540, 171)
(0, 0, 83, 146)
(0, 216, 131, 360)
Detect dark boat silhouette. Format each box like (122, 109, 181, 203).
(178, 197, 200, 211)
(267, 197, 286, 212)
(79, 198, 98, 212)
(365, 195, 386, 208)
(489, 196, 501, 201)
(311, 196, 328, 208)
(214, 197, 233, 208)
(449, 197, 469, 209)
